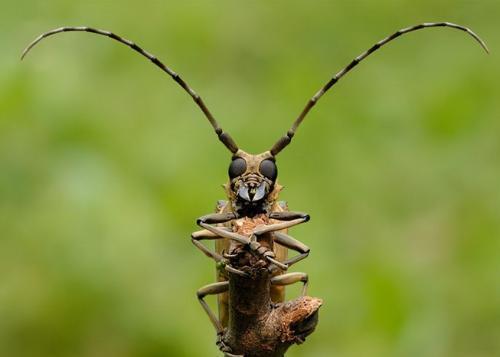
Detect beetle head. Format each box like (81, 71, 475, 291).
(227, 150, 278, 209)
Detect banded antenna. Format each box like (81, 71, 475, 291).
(21, 26, 239, 154)
(270, 22, 489, 156)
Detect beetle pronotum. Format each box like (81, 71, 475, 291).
(22, 22, 488, 356)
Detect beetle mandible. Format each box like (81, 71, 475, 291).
(22, 22, 488, 356)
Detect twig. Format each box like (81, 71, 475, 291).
(221, 242, 322, 356)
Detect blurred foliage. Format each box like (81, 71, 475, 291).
(1, 1, 499, 356)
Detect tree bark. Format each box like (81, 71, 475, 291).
(222, 250, 322, 356)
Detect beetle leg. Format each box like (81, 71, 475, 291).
(198, 222, 250, 245)
(271, 272, 309, 296)
(265, 255, 289, 271)
(196, 212, 276, 277)
(252, 211, 310, 236)
(252, 218, 305, 235)
(197, 212, 237, 224)
(269, 211, 310, 221)
(244, 239, 289, 271)
(192, 228, 232, 237)
(225, 264, 250, 278)
(196, 212, 248, 246)
(196, 281, 229, 334)
(191, 229, 230, 262)
(194, 213, 252, 277)
(273, 232, 310, 268)
(191, 229, 250, 277)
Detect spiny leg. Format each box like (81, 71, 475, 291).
(271, 272, 309, 297)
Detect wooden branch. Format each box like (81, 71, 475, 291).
(220, 216, 322, 356)
(223, 269, 322, 356)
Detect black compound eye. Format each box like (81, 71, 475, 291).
(259, 159, 277, 181)
(228, 158, 247, 179)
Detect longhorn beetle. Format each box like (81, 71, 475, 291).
(22, 22, 488, 356)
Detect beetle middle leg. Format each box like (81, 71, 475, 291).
(273, 231, 310, 268)
(271, 272, 309, 296)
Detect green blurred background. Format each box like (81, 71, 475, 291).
(1, 1, 499, 356)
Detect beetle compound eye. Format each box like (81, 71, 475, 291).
(228, 158, 247, 179)
(259, 159, 277, 181)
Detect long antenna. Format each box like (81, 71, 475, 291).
(22, 26, 239, 153)
(270, 22, 489, 156)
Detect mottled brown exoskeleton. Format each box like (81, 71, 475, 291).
(23, 22, 488, 356)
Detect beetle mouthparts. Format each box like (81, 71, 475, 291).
(237, 182, 267, 202)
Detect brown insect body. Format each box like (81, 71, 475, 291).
(215, 174, 290, 328)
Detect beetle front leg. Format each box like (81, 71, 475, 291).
(191, 229, 250, 277)
(251, 211, 310, 271)
(196, 212, 250, 246)
(194, 212, 254, 277)
(253, 211, 310, 235)
(197, 212, 237, 225)
(270, 211, 310, 222)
